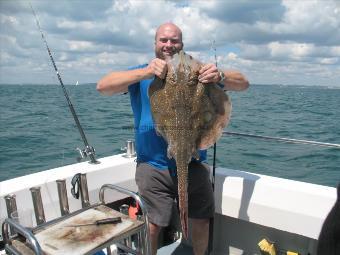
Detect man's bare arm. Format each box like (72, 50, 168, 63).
(97, 68, 150, 95)
(97, 58, 167, 96)
(221, 70, 249, 91)
(199, 63, 249, 91)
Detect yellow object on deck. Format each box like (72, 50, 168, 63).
(287, 252, 299, 255)
(258, 238, 277, 255)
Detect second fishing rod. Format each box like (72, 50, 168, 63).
(30, 3, 99, 164)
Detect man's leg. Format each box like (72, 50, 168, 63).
(187, 162, 214, 255)
(135, 163, 176, 255)
(149, 222, 162, 255)
(191, 218, 210, 255)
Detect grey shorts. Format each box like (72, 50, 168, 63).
(135, 161, 215, 227)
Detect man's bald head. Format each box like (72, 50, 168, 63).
(155, 23, 183, 42)
(154, 22, 183, 59)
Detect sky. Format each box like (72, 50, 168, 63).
(0, 0, 340, 86)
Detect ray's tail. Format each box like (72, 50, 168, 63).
(177, 164, 189, 239)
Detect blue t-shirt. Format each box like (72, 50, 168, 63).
(128, 64, 207, 170)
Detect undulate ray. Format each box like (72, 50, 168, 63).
(149, 50, 232, 239)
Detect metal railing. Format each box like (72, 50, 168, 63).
(223, 131, 340, 149)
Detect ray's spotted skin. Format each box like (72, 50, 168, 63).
(149, 50, 231, 239)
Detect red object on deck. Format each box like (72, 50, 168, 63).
(128, 201, 140, 220)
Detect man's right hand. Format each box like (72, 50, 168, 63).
(146, 58, 168, 79)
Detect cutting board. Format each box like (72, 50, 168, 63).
(34, 205, 140, 255)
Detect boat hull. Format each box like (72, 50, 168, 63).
(0, 154, 336, 254)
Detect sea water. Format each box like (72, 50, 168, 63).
(0, 84, 339, 187)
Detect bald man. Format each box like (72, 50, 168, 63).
(97, 23, 249, 255)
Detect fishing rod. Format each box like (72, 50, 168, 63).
(211, 39, 218, 191)
(223, 131, 340, 149)
(208, 39, 218, 255)
(29, 3, 99, 164)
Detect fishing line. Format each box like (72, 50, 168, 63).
(29, 3, 99, 164)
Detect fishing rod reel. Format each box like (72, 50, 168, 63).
(76, 145, 98, 164)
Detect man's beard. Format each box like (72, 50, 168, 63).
(156, 46, 180, 60)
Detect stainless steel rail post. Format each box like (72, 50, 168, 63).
(106, 246, 112, 255)
(4, 194, 18, 235)
(119, 204, 132, 248)
(2, 218, 42, 255)
(30, 187, 46, 225)
(126, 140, 136, 158)
(99, 184, 151, 255)
(56, 179, 70, 216)
(80, 173, 90, 208)
(136, 214, 144, 253)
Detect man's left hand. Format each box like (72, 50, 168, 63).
(198, 63, 221, 84)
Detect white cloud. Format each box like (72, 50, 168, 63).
(257, 0, 340, 45)
(67, 41, 94, 51)
(0, 0, 339, 86)
(0, 14, 19, 25)
(0, 51, 11, 64)
(57, 19, 96, 30)
(319, 58, 338, 65)
(268, 42, 315, 59)
(227, 52, 238, 61)
(331, 46, 340, 56)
